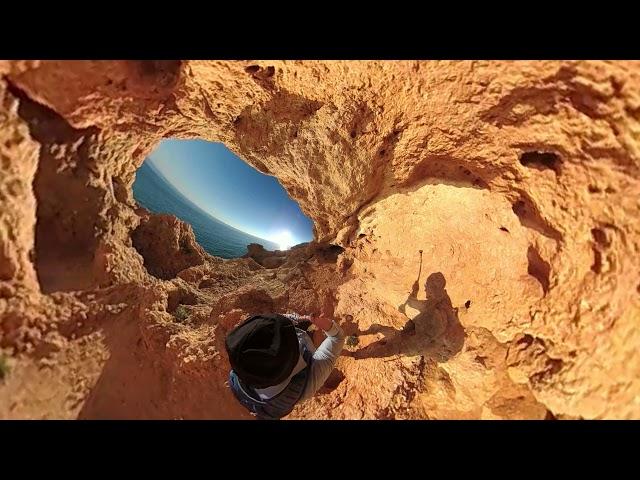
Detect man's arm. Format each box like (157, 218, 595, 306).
(300, 317, 346, 401)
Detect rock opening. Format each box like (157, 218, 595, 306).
(1, 60, 639, 420)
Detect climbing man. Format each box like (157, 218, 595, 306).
(225, 312, 345, 420)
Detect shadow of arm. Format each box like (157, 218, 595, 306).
(400, 280, 422, 314)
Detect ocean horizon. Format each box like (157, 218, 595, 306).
(132, 160, 279, 258)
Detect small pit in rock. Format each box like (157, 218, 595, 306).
(519, 151, 562, 174)
(167, 288, 198, 314)
(590, 227, 611, 274)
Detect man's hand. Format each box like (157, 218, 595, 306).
(310, 314, 333, 332)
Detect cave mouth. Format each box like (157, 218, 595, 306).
(131, 139, 314, 262)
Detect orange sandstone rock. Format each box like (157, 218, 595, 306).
(1, 60, 639, 419)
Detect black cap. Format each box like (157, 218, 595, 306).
(225, 314, 300, 388)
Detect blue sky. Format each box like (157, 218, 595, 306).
(146, 139, 314, 245)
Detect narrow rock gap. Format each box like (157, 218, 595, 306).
(527, 245, 551, 295)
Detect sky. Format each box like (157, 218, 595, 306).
(146, 139, 314, 246)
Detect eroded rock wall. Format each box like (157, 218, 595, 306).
(1, 60, 639, 419)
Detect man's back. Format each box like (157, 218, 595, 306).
(226, 313, 345, 419)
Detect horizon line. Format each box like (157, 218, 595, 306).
(142, 158, 287, 247)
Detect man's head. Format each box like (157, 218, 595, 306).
(225, 314, 300, 388)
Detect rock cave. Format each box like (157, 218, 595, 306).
(0, 60, 639, 419)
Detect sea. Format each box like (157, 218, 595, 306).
(132, 160, 278, 258)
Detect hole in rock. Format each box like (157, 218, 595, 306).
(316, 244, 345, 264)
(404, 156, 491, 190)
(167, 288, 198, 313)
(591, 250, 602, 274)
(590, 227, 611, 274)
(527, 246, 551, 295)
(519, 151, 561, 173)
(245, 65, 274, 78)
(516, 333, 535, 348)
(591, 228, 610, 248)
(474, 355, 487, 368)
(132, 139, 314, 277)
(133, 60, 182, 88)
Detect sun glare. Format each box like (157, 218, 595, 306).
(273, 230, 294, 251)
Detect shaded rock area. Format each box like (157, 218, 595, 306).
(1, 60, 639, 419)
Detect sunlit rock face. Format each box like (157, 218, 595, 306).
(1, 60, 639, 419)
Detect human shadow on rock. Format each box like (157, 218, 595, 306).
(347, 272, 466, 362)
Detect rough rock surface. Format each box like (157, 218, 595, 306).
(1, 60, 639, 419)
(132, 207, 209, 280)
